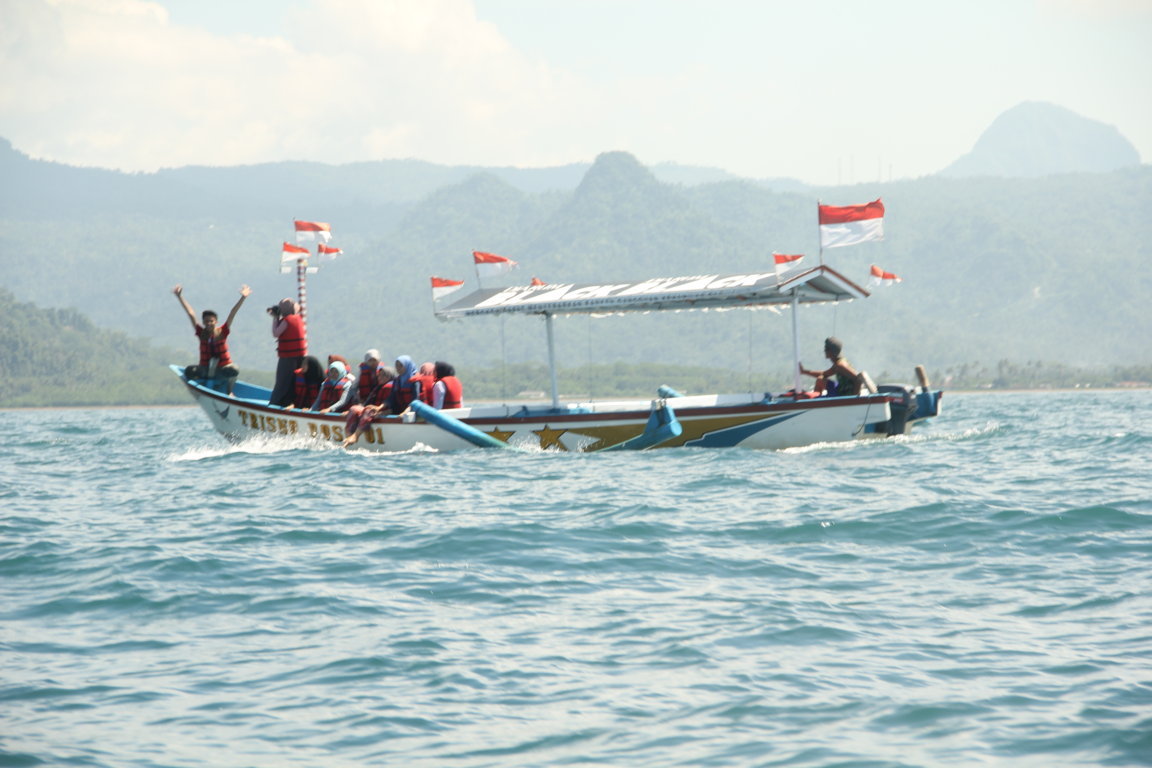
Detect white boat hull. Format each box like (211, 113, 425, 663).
(173, 366, 938, 453)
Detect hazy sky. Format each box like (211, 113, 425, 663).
(1, 0, 1148, 185)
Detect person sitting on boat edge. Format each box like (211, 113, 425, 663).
(431, 361, 463, 409)
(799, 336, 861, 397)
(342, 364, 397, 448)
(353, 349, 385, 405)
(387, 355, 423, 414)
(283, 355, 324, 410)
(311, 360, 354, 413)
(173, 283, 250, 395)
(269, 298, 307, 407)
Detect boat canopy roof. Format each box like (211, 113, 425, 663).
(434, 264, 869, 319)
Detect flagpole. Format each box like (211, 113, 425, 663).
(297, 258, 307, 336)
(817, 199, 824, 266)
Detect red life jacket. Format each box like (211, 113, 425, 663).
(315, 377, 350, 410)
(357, 363, 379, 402)
(276, 314, 307, 358)
(389, 378, 421, 413)
(438, 376, 463, 409)
(412, 373, 436, 405)
(362, 380, 393, 409)
(293, 368, 321, 409)
(196, 323, 232, 367)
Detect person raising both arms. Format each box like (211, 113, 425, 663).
(268, 298, 307, 407)
(799, 336, 861, 397)
(173, 283, 250, 395)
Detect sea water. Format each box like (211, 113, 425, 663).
(1, 391, 1150, 768)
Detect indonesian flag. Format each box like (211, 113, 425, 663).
(473, 251, 518, 279)
(281, 242, 310, 263)
(295, 220, 332, 244)
(317, 244, 343, 261)
(870, 264, 902, 287)
(773, 252, 804, 280)
(819, 198, 885, 249)
(430, 276, 465, 301)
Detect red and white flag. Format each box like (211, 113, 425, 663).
(281, 242, 310, 263)
(473, 251, 518, 280)
(870, 264, 902, 287)
(819, 198, 884, 249)
(317, 244, 343, 261)
(430, 276, 465, 301)
(294, 220, 332, 244)
(773, 252, 804, 280)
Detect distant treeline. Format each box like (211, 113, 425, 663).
(927, 360, 1151, 391)
(0, 287, 183, 407)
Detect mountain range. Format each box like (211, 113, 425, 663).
(0, 101, 1148, 399)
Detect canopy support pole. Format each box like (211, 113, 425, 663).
(791, 289, 802, 395)
(545, 312, 560, 409)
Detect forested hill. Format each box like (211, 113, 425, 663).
(0, 288, 186, 406)
(1, 139, 1150, 393)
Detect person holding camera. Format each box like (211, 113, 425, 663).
(268, 297, 307, 407)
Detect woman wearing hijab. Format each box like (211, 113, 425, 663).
(387, 355, 423, 414)
(311, 360, 354, 413)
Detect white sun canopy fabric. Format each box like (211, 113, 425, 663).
(434, 265, 869, 319)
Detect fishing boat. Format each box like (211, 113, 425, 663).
(173, 263, 942, 452)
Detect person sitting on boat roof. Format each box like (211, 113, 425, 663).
(353, 349, 385, 405)
(311, 360, 354, 413)
(173, 283, 250, 395)
(799, 336, 861, 397)
(342, 364, 397, 448)
(431, 361, 463, 410)
(387, 355, 423, 414)
(284, 355, 324, 410)
(269, 298, 307, 407)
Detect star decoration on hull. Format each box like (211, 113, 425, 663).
(532, 425, 570, 450)
(484, 427, 517, 443)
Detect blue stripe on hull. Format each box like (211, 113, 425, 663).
(684, 412, 801, 448)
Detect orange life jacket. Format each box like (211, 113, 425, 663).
(315, 377, 350, 410)
(438, 376, 463, 409)
(197, 323, 232, 367)
(276, 314, 307, 358)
